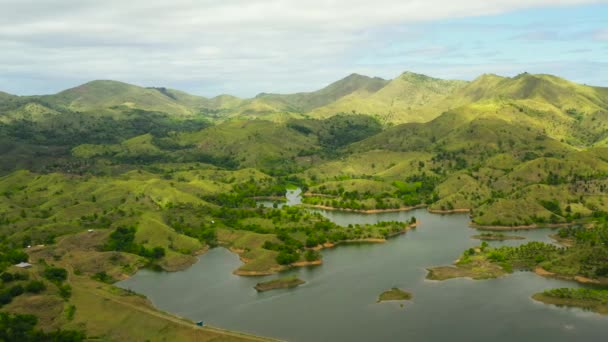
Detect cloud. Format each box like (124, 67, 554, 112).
(592, 29, 608, 40)
(0, 0, 606, 96)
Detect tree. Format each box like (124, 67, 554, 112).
(304, 250, 320, 262)
(276, 251, 299, 265)
(0, 312, 86, 341)
(151, 247, 165, 259)
(25, 281, 46, 294)
(0, 272, 14, 283)
(43, 267, 67, 283)
(59, 284, 72, 300)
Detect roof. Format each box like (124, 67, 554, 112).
(15, 262, 32, 268)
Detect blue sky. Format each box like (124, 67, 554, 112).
(0, 0, 606, 97)
(356, 4, 608, 85)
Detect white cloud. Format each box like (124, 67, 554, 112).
(0, 0, 606, 95)
(592, 29, 608, 41)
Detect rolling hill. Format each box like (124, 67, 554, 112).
(2, 70, 608, 340)
(255, 73, 389, 112)
(308, 71, 467, 123)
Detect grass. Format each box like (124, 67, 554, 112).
(426, 254, 507, 281)
(472, 233, 525, 241)
(532, 288, 608, 315)
(309, 72, 466, 124)
(2, 70, 608, 339)
(377, 288, 412, 302)
(217, 229, 283, 275)
(65, 279, 268, 341)
(13, 232, 272, 341)
(254, 276, 305, 292)
(135, 213, 203, 253)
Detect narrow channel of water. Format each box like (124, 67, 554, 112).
(119, 191, 607, 341)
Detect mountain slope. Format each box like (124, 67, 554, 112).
(255, 73, 388, 112)
(308, 72, 467, 123)
(44, 80, 207, 117)
(446, 73, 608, 112)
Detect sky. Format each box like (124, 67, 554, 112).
(0, 0, 607, 97)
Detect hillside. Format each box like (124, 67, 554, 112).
(1, 70, 608, 340)
(308, 72, 467, 123)
(256, 73, 389, 112)
(43, 80, 207, 117)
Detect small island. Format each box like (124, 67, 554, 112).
(426, 244, 507, 281)
(377, 288, 412, 302)
(532, 288, 608, 315)
(472, 232, 525, 241)
(254, 276, 305, 292)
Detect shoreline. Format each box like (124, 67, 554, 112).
(297, 200, 589, 232)
(300, 202, 471, 216)
(315, 220, 419, 249)
(230, 221, 419, 276)
(300, 203, 426, 214)
(471, 234, 525, 241)
(252, 196, 286, 201)
(469, 222, 581, 231)
(533, 267, 608, 286)
(531, 293, 608, 315)
(427, 208, 471, 214)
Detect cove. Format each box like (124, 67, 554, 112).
(118, 192, 607, 341)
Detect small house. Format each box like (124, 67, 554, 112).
(15, 262, 32, 268)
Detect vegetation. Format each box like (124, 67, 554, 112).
(103, 227, 166, 261)
(532, 288, 608, 314)
(377, 288, 412, 302)
(432, 222, 608, 282)
(471, 233, 525, 241)
(254, 276, 305, 292)
(0, 312, 86, 341)
(1, 70, 608, 337)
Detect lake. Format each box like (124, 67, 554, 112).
(118, 191, 607, 341)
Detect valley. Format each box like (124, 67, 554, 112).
(1, 70, 608, 340)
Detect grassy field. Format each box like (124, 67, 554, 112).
(1, 231, 273, 341)
(1, 70, 608, 337)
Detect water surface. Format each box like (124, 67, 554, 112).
(119, 194, 607, 341)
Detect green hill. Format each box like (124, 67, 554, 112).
(0, 90, 15, 101)
(44, 80, 207, 117)
(308, 72, 467, 123)
(2, 70, 608, 340)
(256, 73, 388, 112)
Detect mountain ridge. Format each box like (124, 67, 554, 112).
(1, 71, 607, 127)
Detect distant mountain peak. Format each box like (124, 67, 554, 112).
(398, 71, 445, 83)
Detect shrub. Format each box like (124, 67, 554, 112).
(25, 281, 46, 294)
(276, 251, 299, 265)
(43, 267, 67, 283)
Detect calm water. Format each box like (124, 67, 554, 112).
(119, 192, 607, 341)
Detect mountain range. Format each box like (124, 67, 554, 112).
(2, 70, 608, 340)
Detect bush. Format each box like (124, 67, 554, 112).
(276, 251, 299, 265)
(0, 272, 13, 283)
(0, 291, 14, 306)
(43, 267, 67, 283)
(304, 250, 320, 262)
(0, 312, 86, 341)
(25, 281, 46, 294)
(59, 284, 72, 300)
(8, 285, 24, 297)
(92, 271, 114, 284)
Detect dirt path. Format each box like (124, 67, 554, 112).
(86, 284, 277, 341)
(63, 261, 277, 341)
